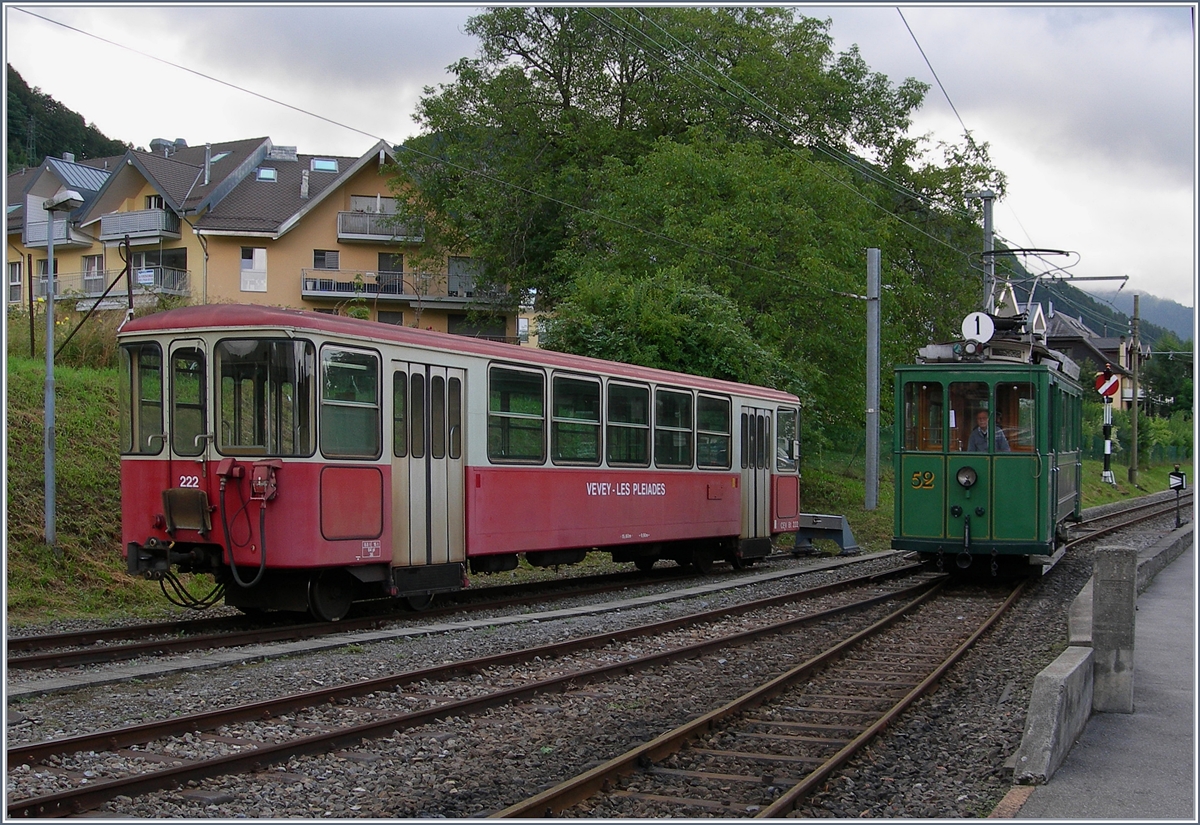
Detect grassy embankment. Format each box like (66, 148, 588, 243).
(6, 355, 1189, 624)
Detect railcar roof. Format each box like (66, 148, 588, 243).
(121, 304, 799, 403)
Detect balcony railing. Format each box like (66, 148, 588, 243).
(98, 209, 181, 242)
(337, 212, 424, 243)
(32, 267, 190, 300)
(23, 220, 89, 248)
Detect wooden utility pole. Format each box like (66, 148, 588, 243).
(1128, 294, 1140, 487)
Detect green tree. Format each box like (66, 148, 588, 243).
(1142, 333, 1192, 415)
(7, 64, 130, 171)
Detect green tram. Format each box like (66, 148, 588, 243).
(893, 334, 1084, 575)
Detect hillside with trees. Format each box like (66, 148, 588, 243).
(388, 7, 1006, 444)
(7, 63, 130, 172)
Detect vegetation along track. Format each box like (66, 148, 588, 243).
(6, 564, 934, 817)
(494, 581, 1024, 818)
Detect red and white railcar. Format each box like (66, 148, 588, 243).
(119, 304, 802, 620)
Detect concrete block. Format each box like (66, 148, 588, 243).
(1068, 579, 1093, 647)
(1013, 645, 1094, 785)
(1093, 546, 1137, 713)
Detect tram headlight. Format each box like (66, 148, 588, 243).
(956, 466, 978, 489)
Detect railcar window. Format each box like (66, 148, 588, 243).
(997, 382, 1036, 452)
(171, 348, 206, 456)
(216, 339, 315, 457)
(431, 375, 447, 459)
(119, 343, 163, 455)
(552, 376, 601, 464)
(488, 366, 545, 462)
(902, 383, 944, 451)
(740, 413, 749, 469)
(697, 396, 732, 469)
(607, 383, 649, 466)
(949, 382, 990, 452)
(448, 377, 462, 460)
(776, 407, 798, 471)
(757, 413, 770, 468)
(655, 388, 693, 467)
(393, 372, 407, 457)
(320, 348, 380, 459)
(410, 373, 426, 459)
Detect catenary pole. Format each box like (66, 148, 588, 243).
(865, 248, 880, 510)
(1128, 294, 1140, 486)
(44, 208, 57, 553)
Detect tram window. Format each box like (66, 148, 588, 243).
(552, 376, 601, 465)
(902, 383, 943, 451)
(697, 395, 731, 469)
(740, 413, 749, 469)
(410, 373, 425, 458)
(216, 339, 315, 457)
(757, 413, 770, 468)
(320, 347, 380, 459)
(607, 382, 649, 466)
(448, 377, 462, 460)
(119, 343, 163, 455)
(776, 407, 798, 471)
(655, 388, 692, 468)
(171, 348, 206, 456)
(393, 372, 407, 457)
(949, 382, 990, 452)
(997, 382, 1036, 452)
(488, 366, 545, 462)
(431, 375, 446, 459)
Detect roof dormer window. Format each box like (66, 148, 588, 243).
(311, 158, 339, 173)
(256, 167, 278, 182)
(211, 151, 231, 163)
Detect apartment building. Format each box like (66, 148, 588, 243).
(7, 137, 515, 339)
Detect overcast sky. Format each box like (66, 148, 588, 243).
(5, 4, 1195, 309)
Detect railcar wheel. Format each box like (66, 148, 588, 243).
(308, 571, 354, 622)
(634, 557, 656, 572)
(729, 556, 757, 570)
(691, 550, 715, 575)
(403, 592, 435, 611)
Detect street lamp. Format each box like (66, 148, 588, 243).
(43, 188, 84, 553)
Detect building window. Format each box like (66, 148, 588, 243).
(145, 194, 165, 210)
(240, 247, 267, 292)
(311, 158, 339, 173)
(35, 258, 58, 298)
(378, 310, 405, 325)
(8, 260, 22, 303)
(256, 167, 277, 182)
(448, 256, 479, 297)
(82, 254, 105, 294)
(351, 195, 398, 214)
(313, 250, 340, 270)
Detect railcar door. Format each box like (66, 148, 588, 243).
(740, 407, 772, 540)
(391, 363, 466, 568)
(163, 340, 214, 535)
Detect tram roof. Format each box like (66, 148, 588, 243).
(121, 303, 799, 404)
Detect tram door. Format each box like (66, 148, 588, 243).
(391, 363, 466, 567)
(162, 340, 214, 535)
(740, 407, 772, 540)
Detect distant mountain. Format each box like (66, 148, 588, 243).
(7, 63, 130, 172)
(1083, 289, 1194, 342)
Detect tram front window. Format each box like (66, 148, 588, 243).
(902, 382, 943, 451)
(949, 382, 990, 452)
(216, 339, 316, 456)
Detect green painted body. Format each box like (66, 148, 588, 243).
(892, 361, 1083, 559)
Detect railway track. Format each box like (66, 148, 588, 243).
(1066, 491, 1192, 550)
(6, 563, 932, 818)
(492, 581, 1025, 818)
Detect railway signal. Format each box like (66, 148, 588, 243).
(1098, 364, 1117, 485)
(1169, 465, 1187, 527)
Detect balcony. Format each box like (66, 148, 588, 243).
(23, 220, 92, 249)
(32, 267, 190, 305)
(98, 209, 181, 243)
(336, 212, 424, 243)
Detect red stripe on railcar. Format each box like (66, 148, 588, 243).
(465, 467, 741, 555)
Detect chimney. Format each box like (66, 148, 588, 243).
(1048, 300, 1054, 318)
(300, 170, 309, 199)
(204, 143, 211, 186)
(62, 151, 75, 163)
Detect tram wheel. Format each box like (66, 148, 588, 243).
(634, 557, 657, 572)
(729, 556, 756, 570)
(691, 550, 715, 575)
(403, 592, 435, 611)
(308, 571, 354, 622)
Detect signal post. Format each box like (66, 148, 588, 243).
(1095, 364, 1119, 485)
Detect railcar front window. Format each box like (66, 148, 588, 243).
(655, 388, 693, 468)
(997, 382, 1036, 452)
(697, 396, 732, 469)
(607, 383, 649, 466)
(552, 376, 601, 464)
(171, 348, 206, 456)
(216, 339, 315, 457)
(950, 381, 992, 452)
(320, 348, 380, 459)
(119, 343, 163, 454)
(776, 407, 799, 470)
(488, 366, 545, 462)
(903, 383, 944, 451)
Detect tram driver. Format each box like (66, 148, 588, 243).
(968, 409, 1009, 452)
